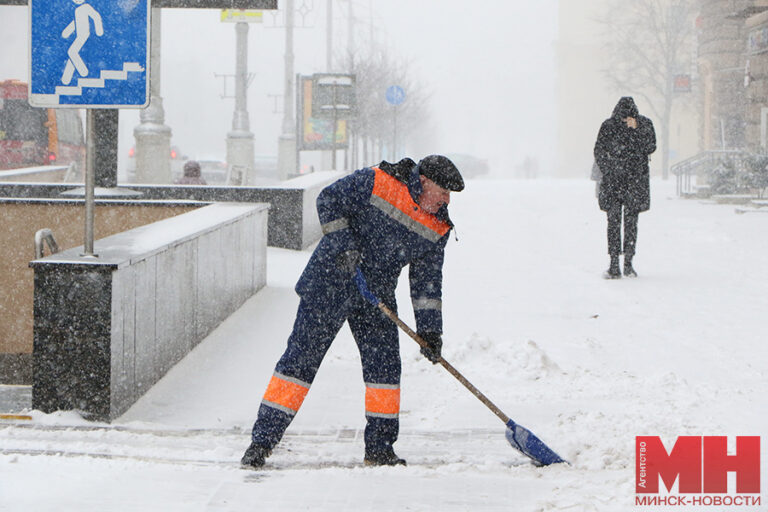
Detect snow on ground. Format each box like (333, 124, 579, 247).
(1, 178, 766, 511)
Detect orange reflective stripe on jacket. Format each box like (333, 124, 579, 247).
(261, 372, 310, 416)
(365, 383, 400, 418)
(371, 167, 451, 242)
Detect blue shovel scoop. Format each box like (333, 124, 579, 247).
(354, 268, 567, 466)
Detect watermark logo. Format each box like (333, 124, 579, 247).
(635, 436, 761, 507)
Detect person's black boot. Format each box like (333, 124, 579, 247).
(624, 255, 637, 277)
(364, 448, 407, 467)
(241, 442, 270, 469)
(603, 255, 621, 279)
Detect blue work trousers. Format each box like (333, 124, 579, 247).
(250, 293, 401, 453)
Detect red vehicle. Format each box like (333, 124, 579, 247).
(0, 79, 85, 172)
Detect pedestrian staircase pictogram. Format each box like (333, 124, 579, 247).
(33, 62, 145, 106)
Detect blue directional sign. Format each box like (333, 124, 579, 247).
(29, 0, 150, 108)
(385, 85, 405, 106)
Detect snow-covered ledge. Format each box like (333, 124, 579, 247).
(29, 202, 269, 421)
(0, 170, 347, 250)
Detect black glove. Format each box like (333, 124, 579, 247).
(419, 332, 442, 364)
(335, 250, 361, 276)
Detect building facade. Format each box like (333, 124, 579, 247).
(556, 0, 701, 178)
(693, 0, 768, 154)
(743, 5, 768, 151)
(697, 0, 752, 151)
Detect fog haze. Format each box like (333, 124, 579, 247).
(0, 1, 557, 176)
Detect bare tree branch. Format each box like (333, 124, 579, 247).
(342, 44, 431, 162)
(594, 0, 697, 179)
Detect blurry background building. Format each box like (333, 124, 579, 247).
(697, 0, 751, 151)
(556, 0, 701, 179)
(734, 0, 768, 152)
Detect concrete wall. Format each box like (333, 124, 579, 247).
(0, 200, 200, 384)
(30, 202, 268, 421)
(127, 171, 343, 249)
(0, 165, 71, 182)
(0, 171, 342, 385)
(0, 170, 343, 250)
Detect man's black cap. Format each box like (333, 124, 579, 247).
(417, 155, 464, 191)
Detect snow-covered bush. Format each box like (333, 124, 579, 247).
(742, 156, 768, 199)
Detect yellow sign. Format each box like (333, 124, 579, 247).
(220, 10, 264, 23)
(0, 414, 32, 421)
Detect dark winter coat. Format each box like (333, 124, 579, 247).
(175, 175, 207, 185)
(593, 97, 656, 212)
(175, 160, 207, 185)
(295, 163, 452, 334)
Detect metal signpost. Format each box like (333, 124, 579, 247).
(29, 0, 150, 256)
(385, 85, 405, 161)
(311, 73, 356, 170)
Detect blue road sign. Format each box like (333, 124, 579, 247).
(385, 85, 405, 106)
(29, 0, 150, 108)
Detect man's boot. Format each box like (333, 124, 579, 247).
(624, 255, 637, 277)
(603, 255, 621, 279)
(241, 442, 271, 468)
(364, 447, 407, 467)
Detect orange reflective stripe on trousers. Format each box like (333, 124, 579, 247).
(262, 372, 310, 416)
(365, 383, 400, 418)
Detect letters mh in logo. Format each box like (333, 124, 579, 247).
(636, 436, 761, 494)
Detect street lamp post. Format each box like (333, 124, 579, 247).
(277, 0, 297, 181)
(134, 7, 172, 184)
(226, 20, 255, 185)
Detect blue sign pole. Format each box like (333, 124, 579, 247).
(385, 85, 405, 107)
(29, 0, 150, 256)
(385, 85, 405, 160)
(29, 0, 150, 108)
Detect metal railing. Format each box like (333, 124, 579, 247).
(63, 161, 79, 183)
(670, 150, 752, 196)
(226, 164, 247, 186)
(34, 229, 60, 259)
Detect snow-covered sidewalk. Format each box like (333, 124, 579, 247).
(1, 178, 766, 511)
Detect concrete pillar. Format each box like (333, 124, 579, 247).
(134, 8, 172, 184)
(226, 22, 255, 185)
(93, 110, 119, 188)
(277, 0, 297, 181)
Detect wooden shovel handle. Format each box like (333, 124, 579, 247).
(376, 302, 511, 425)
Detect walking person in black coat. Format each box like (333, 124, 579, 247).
(593, 96, 656, 278)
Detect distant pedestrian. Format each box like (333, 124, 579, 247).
(240, 155, 464, 469)
(593, 97, 656, 278)
(175, 160, 207, 185)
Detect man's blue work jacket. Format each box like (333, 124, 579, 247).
(295, 165, 453, 334)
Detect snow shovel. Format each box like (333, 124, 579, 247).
(354, 268, 567, 467)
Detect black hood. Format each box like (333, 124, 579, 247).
(612, 96, 639, 120)
(378, 158, 416, 184)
